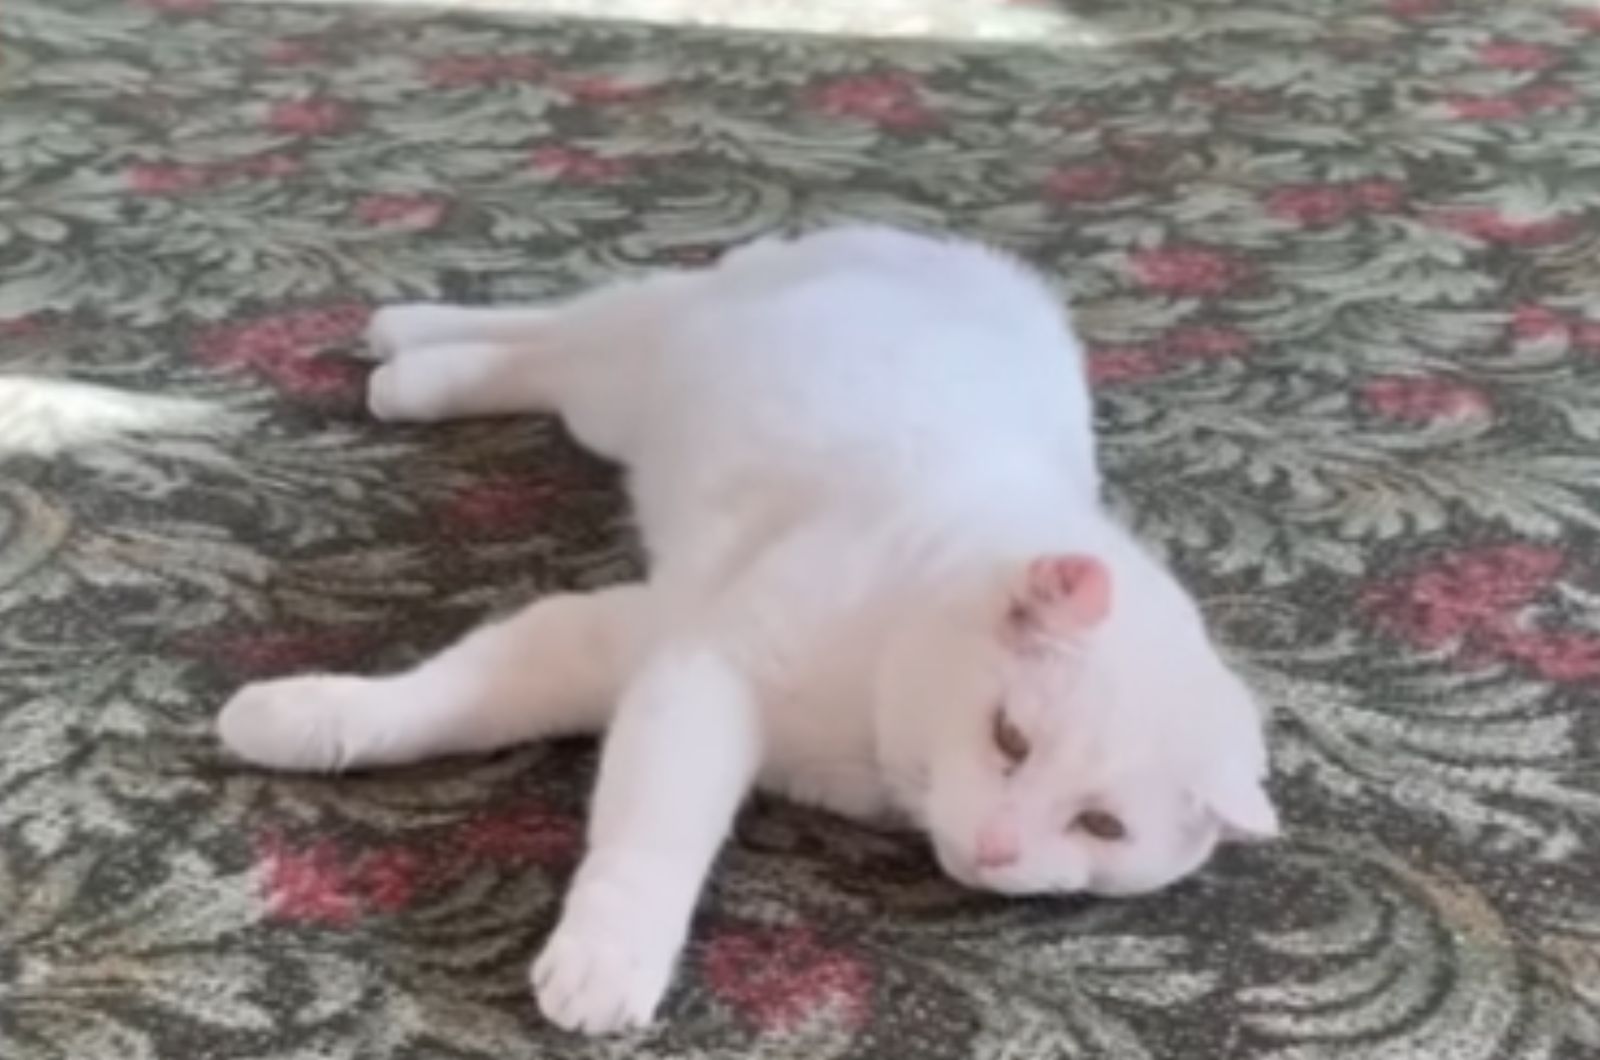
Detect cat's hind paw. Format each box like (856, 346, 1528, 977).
(365, 359, 428, 422)
(217, 675, 369, 772)
(363, 304, 454, 361)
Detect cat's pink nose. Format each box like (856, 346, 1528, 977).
(975, 823, 1020, 869)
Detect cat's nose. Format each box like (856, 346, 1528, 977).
(975, 823, 1020, 869)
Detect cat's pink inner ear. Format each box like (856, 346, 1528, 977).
(1019, 554, 1112, 634)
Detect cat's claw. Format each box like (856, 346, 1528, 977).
(532, 908, 675, 1035)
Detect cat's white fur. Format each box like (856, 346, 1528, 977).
(218, 226, 1277, 1034)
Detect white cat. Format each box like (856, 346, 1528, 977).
(218, 226, 1277, 1034)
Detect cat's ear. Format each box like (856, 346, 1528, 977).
(1194, 766, 1279, 843)
(1007, 554, 1112, 642)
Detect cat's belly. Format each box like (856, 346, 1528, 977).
(755, 754, 897, 822)
(753, 678, 899, 822)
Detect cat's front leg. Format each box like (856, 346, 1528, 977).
(218, 586, 647, 771)
(533, 645, 761, 1034)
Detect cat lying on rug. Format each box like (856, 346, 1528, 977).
(218, 226, 1278, 1034)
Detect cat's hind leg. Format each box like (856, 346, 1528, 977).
(366, 263, 701, 364)
(365, 304, 554, 362)
(367, 272, 700, 460)
(218, 584, 650, 772)
(366, 340, 568, 423)
(361, 302, 569, 421)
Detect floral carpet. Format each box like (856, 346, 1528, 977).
(5, 0, 1600, 1057)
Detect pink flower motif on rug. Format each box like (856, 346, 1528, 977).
(1265, 180, 1407, 227)
(1429, 208, 1579, 245)
(1477, 41, 1558, 70)
(552, 72, 656, 103)
(1088, 324, 1255, 388)
(1361, 544, 1600, 682)
(1444, 84, 1580, 121)
(0, 315, 47, 339)
(806, 73, 935, 131)
(701, 921, 872, 1033)
(1362, 543, 1565, 651)
(1088, 346, 1169, 387)
(1361, 375, 1492, 424)
(1509, 305, 1600, 351)
(353, 193, 448, 230)
(1044, 164, 1125, 204)
(268, 98, 356, 136)
(1386, 0, 1446, 18)
(453, 804, 582, 870)
(530, 145, 634, 183)
(438, 474, 562, 537)
(258, 834, 427, 925)
(193, 303, 369, 396)
(124, 153, 302, 196)
(1130, 246, 1253, 297)
(196, 628, 371, 679)
(263, 38, 323, 65)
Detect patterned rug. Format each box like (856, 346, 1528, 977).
(5, 0, 1600, 1057)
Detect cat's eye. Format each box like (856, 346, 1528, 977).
(992, 711, 1031, 767)
(1074, 810, 1127, 841)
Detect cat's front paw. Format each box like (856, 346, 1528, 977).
(217, 675, 369, 772)
(532, 905, 678, 1035)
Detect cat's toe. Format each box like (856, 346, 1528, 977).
(366, 360, 440, 423)
(532, 912, 673, 1035)
(366, 362, 410, 421)
(363, 305, 459, 361)
(217, 675, 362, 772)
(363, 307, 409, 361)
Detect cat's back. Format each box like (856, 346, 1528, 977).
(639, 227, 1091, 469)
(624, 227, 1099, 581)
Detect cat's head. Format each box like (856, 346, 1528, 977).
(884, 543, 1277, 897)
